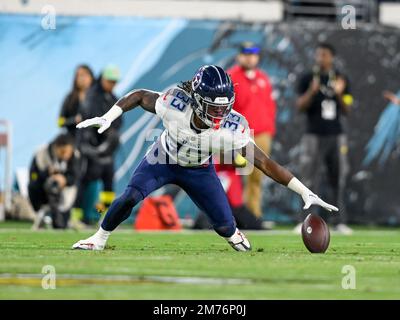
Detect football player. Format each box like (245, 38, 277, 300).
(72, 65, 338, 252)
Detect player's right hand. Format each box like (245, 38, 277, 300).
(76, 117, 111, 134)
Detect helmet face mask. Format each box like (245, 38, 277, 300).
(190, 65, 235, 129)
(192, 92, 234, 128)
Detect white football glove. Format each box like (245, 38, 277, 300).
(76, 105, 123, 134)
(288, 178, 339, 212)
(76, 117, 111, 134)
(301, 192, 338, 212)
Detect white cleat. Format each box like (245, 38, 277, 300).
(71, 236, 105, 251)
(225, 228, 251, 252)
(293, 222, 303, 235)
(333, 224, 354, 235)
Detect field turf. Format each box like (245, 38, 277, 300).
(0, 222, 399, 299)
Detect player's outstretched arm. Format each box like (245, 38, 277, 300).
(241, 142, 339, 212)
(76, 89, 160, 134)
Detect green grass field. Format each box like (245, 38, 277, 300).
(0, 222, 399, 299)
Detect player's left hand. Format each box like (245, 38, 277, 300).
(302, 192, 339, 212)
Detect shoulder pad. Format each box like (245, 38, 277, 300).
(158, 87, 191, 113)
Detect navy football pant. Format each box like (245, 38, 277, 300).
(101, 142, 236, 237)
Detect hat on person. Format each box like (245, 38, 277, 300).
(102, 64, 121, 82)
(239, 41, 261, 55)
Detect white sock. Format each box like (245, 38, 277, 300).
(94, 227, 111, 242)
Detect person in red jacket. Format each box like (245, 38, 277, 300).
(228, 42, 277, 218)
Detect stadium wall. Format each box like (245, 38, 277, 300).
(0, 0, 283, 22)
(0, 14, 399, 224)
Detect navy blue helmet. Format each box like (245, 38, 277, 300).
(191, 65, 235, 129)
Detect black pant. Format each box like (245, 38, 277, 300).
(28, 182, 48, 212)
(28, 180, 70, 229)
(74, 159, 115, 214)
(298, 133, 349, 225)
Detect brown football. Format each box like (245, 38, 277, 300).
(301, 214, 330, 253)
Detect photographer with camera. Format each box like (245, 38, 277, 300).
(294, 43, 353, 235)
(28, 133, 80, 229)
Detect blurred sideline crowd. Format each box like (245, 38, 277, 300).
(20, 41, 400, 233)
(28, 64, 121, 230)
